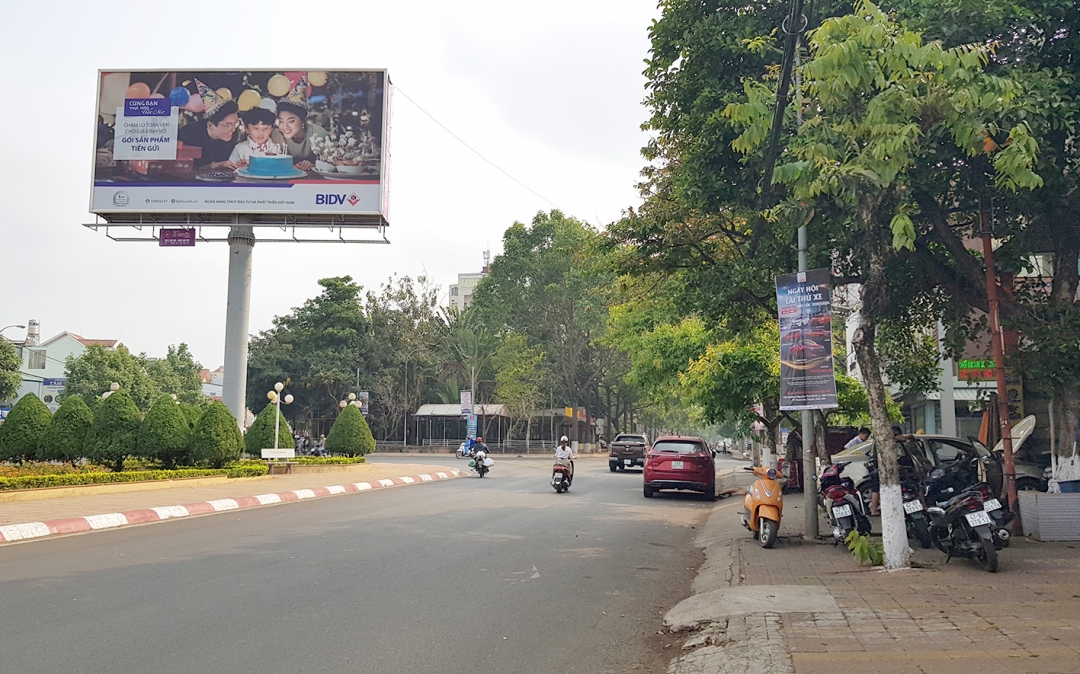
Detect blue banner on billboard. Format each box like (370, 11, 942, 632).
(776, 268, 838, 410)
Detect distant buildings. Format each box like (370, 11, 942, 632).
(200, 366, 224, 400)
(448, 252, 490, 312)
(2, 320, 118, 412)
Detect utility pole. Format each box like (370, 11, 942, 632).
(980, 196, 1020, 524)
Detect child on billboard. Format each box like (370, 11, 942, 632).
(229, 108, 285, 167)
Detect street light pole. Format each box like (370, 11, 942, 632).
(0, 324, 26, 337)
(268, 382, 293, 453)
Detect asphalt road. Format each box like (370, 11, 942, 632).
(0, 454, 741, 674)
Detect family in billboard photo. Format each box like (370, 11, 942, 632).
(94, 70, 385, 186)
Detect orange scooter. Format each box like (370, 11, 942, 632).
(741, 465, 784, 548)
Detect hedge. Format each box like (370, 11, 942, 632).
(137, 396, 191, 468)
(285, 456, 367, 465)
(0, 393, 53, 463)
(39, 396, 93, 463)
(0, 464, 267, 491)
(245, 403, 295, 457)
(325, 405, 375, 457)
(85, 389, 141, 471)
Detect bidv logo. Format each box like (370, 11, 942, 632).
(316, 193, 361, 207)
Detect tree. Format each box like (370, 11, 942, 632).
(244, 402, 296, 457)
(84, 389, 142, 471)
(727, 1, 1041, 568)
(189, 401, 244, 468)
(146, 344, 206, 405)
(39, 395, 94, 464)
(178, 401, 205, 430)
(0, 393, 52, 463)
(0, 338, 20, 401)
(493, 334, 547, 446)
(137, 395, 192, 468)
(325, 404, 375, 456)
(64, 344, 159, 411)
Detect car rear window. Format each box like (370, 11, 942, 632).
(652, 441, 703, 454)
(617, 435, 646, 444)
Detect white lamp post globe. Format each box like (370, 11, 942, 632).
(267, 391, 278, 402)
(274, 382, 284, 392)
(339, 400, 347, 409)
(284, 394, 294, 404)
(348, 393, 357, 401)
(110, 382, 120, 392)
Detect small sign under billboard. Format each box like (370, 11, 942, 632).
(776, 268, 838, 410)
(159, 228, 196, 247)
(92, 70, 391, 221)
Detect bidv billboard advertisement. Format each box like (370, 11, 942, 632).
(92, 70, 390, 219)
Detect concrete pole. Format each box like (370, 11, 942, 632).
(938, 320, 957, 437)
(222, 218, 255, 428)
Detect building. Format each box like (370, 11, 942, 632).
(3, 320, 118, 412)
(448, 252, 491, 312)
(200, 366, 224, 399)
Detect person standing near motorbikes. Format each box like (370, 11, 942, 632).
(555, 436, 575, 481)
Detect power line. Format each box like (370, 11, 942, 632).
(394, 85, 560, 209)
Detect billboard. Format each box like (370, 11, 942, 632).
(92, 70, 390, 219)
(776, 268, 838, 410)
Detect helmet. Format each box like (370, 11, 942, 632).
(476, 436, 483, 442)
(560, 435, 569, 443)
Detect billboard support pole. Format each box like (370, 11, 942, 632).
(222, 217, 255, 428)
(798, 223, 818, 541)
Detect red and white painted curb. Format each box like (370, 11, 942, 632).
(0, 469, 464, 545)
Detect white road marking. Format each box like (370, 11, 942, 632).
(293, 489, 317, 499)
(327, 485, 346, 495)
(85, 513, 129, 530)
(208, 499, 239, 511)
(0, 522, 51, 541)
(151, 506, 190, 520)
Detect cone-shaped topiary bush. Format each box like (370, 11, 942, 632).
(189, 401, 244, 468)
(39, 395, 93, 464)
(85, 389, 142, 471)
(244, 403, 296, 457)
(178, 402, 205, 431)
(138, 395, 192, 468)
(0, 393, 52, 463)
(325, 404, 375, 457)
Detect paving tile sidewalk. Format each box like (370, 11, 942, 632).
(0, 462, 459, 536)
(669, 474, 1080, 674)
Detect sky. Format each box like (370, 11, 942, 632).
(0, 0, 660, 368)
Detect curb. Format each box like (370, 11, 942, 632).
(0, 469, 464, 545)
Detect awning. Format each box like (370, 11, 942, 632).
(413, 404, 510, 418)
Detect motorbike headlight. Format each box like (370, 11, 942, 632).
(766, 468, 778, 480)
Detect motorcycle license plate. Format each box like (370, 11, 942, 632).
(553, 474, 562, 481)
(965, 510, 992, 527)
(903, 500, 924, 514)
(832, 504, 853, 518)
(671, 461, 684, 470)
(624, 459, 632, 466)
(983, 498, 1002, 512)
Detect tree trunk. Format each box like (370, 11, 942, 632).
(852, 234, 909, 570)
(1051, 389, 1080, 482)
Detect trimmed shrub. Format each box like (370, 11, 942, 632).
(0, 464, 268, 491)
(137, 396, 192, 468)
(84, 389, 142, 472)
(325, 405, 375, 457)
(178, 402, 205, 430)
(244, 403, 296, 457)
(189, 401, 244, 468)
(287, 456, 366, 465)
(0, 393, 53, 463)
(39, 396, 94, 463)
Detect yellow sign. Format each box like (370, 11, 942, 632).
(564, 407, 574, 418)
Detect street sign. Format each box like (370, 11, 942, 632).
(466, 414, 477, 437)
(159, 228, 196, 247)
(261, 447, 295, 459)
(41, 378, 66, 412)
(358, 391, 369, 415)
(460, 390, 472, 415)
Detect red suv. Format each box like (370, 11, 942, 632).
(643, 436, 716, 500)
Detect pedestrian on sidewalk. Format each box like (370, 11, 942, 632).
(845, 427, 870, 449)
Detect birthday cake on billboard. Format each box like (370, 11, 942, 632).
(247, 155, 294, 176)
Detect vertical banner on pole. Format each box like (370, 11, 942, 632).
(460, 390, 473, 415)
(776, 268, 838, 410)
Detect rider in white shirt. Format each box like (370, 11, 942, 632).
(555, 436, 575, 480)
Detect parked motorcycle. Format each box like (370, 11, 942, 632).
(926, 480, 1009, 572)
(865, 458, 933, 549)
(551, 459, 572, 493)
(470, 448, 493, 477)
(741, 465, 784, 548)
(818, 461, 871, 544)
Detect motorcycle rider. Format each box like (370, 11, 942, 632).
(555, 436, 575, 481)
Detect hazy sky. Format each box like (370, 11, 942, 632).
(0, 1, 660, 368)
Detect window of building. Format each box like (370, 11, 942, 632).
(451, 287, 458, 296)
(28, 349, 46, 369)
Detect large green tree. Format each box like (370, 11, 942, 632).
(493, 334, 548, 445)
(64, 344, 159, 411)
(0, 338, 20, 401)
(146, 344, 206, 405)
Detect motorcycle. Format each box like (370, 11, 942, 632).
(865, 458, 933, 549)
(455, 442, 472, 459)
(741, 465, 784, 548)
(819, 461, 871, 544)
(551, 458, 572, 493)
(925, 481, 1009, 572)
(469, 448, 493, 477)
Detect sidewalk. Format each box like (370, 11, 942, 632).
(667, 473, 1080, 674)
(0, 462, 460, 544)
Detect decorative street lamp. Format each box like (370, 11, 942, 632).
(101, 382, 120, 400)
(266, 382, 294, 453)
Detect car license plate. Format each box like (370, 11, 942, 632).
(832, 504, 852, 518)
(965, 510, 992, 527)
(903, 500, 924, 514)
(671, 461, 684, 469)
(624, 459, 632, 466)
(983, 498, 1002, 512)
